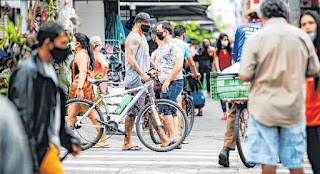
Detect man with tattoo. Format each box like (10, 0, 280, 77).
(155, 21, 184, 148)
(123, 12, 172, 151)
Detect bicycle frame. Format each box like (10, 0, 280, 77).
(75, 81, 161, 127)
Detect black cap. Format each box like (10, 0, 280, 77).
(134, 12, 151, 23)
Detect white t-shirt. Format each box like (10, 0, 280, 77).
(156, 41, 183, 83)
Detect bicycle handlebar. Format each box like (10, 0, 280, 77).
(183, 73, 193, 78)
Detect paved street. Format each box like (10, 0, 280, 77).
(61, 95, 313, 174)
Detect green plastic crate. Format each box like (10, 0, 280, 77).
(210, 72, 250, 100)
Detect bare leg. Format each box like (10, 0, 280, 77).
(289, 168, 304, 174)
(80, 104, 109, 146)
(66, 103, 81, 127)
(162, 115, 175, 141)
(122, 115, 141, 150)
(176, 94, 183, 138)
(148, 113, 171, 146)
(262, 165, 276, 174)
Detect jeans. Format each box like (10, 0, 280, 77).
(160, 79, 183, 117)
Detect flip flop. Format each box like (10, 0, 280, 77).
(168, 139, 175, 146)
(182, 140, 189, 144)
(122, 146, 142, 151)
(92, 145, 110, 148)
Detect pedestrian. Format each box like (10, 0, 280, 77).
(173, 25, 201, 79)
(218, 3, 261, 167)
(155, 21, 184, 146)
(67, 32, 110, 148)
(300, 10, 320, 174)
(90, 35, 109, 93)
(123, 12, 172, 150)
(239, 1, 320, 173)
(90, 36, 109, 79)
(172, 25, 201, 145)
(213, 33, 232, 120)
(8, 22, 81, 174)
(0, 96, 32, 174)
(194, 39, 213, 97)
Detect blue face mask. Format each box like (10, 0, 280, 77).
(309, 32, 317, 41)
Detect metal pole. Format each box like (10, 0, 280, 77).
(20, 0, 28, 34)
(288, 0, 300, 26)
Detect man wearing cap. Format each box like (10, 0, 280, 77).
(218, 3, 262, 167)
(123, 12, 172, 151)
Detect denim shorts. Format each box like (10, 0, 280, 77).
(247, 115, 306, 168)
(159, 79, 183, 117)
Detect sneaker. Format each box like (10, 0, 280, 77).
(218, 146, 230, 167)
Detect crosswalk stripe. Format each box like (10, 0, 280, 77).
(63, 167, 239, 173)
(62, 160, 312, 168)
(60, 155, 311, 162)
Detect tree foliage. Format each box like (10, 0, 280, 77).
(172, 21, 214, 43)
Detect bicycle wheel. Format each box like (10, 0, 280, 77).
(65, 98, 105, 150)
(234, 106, 256, 168)
(184, 95, 195, 137)
(136, 99, 188, 152)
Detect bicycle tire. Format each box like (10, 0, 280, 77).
(185, 95, 195, 137)
(149, 96, 194, 143)
(234, 107, 256, 168)
(136, 99, 188, 152)
(149, 119, 162, 144)
(65, 98, 104, 151)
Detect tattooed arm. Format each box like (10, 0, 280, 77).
(126, 33, 150, 81)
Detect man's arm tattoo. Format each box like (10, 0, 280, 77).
(130, 47, 138, 55)
(130, 38, 139, 46)
(129, 38, 139, 55)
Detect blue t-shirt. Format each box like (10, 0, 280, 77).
(172, 38, 192, 59)
(232, 21, 262, 62)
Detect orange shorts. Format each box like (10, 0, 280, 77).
(40, 144, 64, 174)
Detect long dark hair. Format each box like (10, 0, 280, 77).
(216, 33, 232, 56)
(74, 32, 95, 69)
(300, 10, 320, 91)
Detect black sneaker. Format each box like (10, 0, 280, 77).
(218, 146, 230, 167)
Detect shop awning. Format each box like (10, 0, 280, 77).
(120, 2, 212, 21)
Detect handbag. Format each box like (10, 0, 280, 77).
(69, 58, 95, 100)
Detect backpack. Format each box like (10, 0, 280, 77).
(190, 91, 205, 108)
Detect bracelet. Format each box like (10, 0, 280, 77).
(77, 87, 83, 90)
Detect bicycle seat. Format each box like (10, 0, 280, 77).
(88, 79, 110, 85)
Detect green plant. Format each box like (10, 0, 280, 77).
(45, 0, 57, 22)
(0, 70, 11, 95)
(0, 17, 31, 59)
(0, 17, 31, 96)
(172, 22, 214, 43)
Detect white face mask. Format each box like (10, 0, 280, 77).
(221, 40, 229, 47)
(71, 42, 76, 50)
(309, 32, 317, 41)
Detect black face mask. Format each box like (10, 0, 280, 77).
(156, 32, 165, 41)
(50, 46, 69, 63)
(140, 24, 150, 33)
